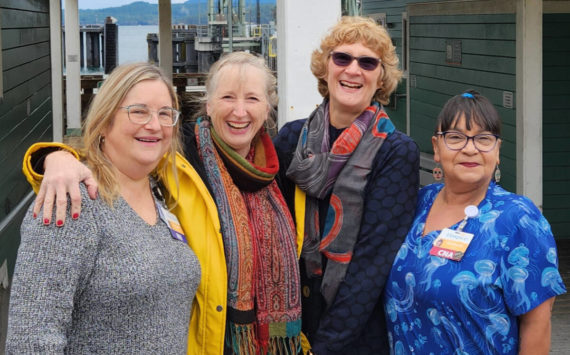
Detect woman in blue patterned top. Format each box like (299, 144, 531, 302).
(384, 90, 566, 354)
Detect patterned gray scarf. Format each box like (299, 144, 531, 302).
(286, 99, 395, 307)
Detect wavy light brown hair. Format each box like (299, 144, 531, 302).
(311, 16, 403, 105)
(82, 62, 181, 206)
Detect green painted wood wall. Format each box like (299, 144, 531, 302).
(543, 13, 570, 240)
(362, 0, 442, 131)
(407, 13, 517, 193)
(363, 1, 516, 192)
(0, 0, 52, 280)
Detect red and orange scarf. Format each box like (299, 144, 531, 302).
(196, 117, 301, 354)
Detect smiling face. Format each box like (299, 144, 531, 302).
(432, 114, 501, 190)
(102, 79, 174, 179)
(206, 64, 270, 157)
(326, 42, 383, 120)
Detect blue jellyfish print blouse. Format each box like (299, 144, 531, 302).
(384, 182, 566, 355)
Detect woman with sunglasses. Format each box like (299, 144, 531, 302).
(6, 63, 201, 353)
(384, 91, 566, 354)
(273, 16, 420, 354)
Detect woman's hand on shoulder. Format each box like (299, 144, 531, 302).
(33, 150, 98, 226)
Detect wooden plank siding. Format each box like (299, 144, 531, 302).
(361, 2, 517, 193)
(363, 1, 409, 131)
(543, 13, 570, 240)
(362, 1, 444, 131)
(0, 0, 52, 279)
(407, 12, 517, 192)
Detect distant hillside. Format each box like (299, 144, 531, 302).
(77, 0, 276, 26)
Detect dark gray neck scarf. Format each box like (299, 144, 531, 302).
(286, 99, 395, 307)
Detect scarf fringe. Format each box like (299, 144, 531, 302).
(266, 335, 302, 355)
(227, 322, 257, 355)
(226, 322, 302, 355)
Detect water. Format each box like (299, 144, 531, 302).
(81, 25, 158, 74)
(118, 25, 158, 64)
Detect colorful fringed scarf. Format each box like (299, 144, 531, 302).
(196, 117, 302, 355)
(286, 100, 395, 307)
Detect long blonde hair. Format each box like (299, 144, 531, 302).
(311, 16, 403, 105)
(82, 62, 181, 206)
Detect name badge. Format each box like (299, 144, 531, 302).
(429, 228, 474, 261)
(157, 203, 187, 243)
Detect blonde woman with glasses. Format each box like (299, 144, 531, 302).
(6, 62, 201, 353)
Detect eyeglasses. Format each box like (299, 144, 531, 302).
(436, 131, 500, 152)
(120, 104, 180, 127)
(329, 51, 382, 71)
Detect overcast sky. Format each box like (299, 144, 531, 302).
(77, 0, 188, 9)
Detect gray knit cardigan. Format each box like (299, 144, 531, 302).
(6, 184, 201, 354)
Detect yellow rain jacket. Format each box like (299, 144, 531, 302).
(22, 142, 306, 355)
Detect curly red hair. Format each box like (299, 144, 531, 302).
(311, 16, 402, 105)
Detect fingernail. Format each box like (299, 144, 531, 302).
(33, 213, 37, 219)
(72, 213, 79, 220)
(56, 220, 63, 227)
(43, 218, 50, 225)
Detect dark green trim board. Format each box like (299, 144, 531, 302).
(543, 13, 570, 240)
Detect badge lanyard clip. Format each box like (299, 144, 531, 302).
(457, 205, 479, 232)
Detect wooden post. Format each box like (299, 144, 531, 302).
(516, 0, 543, 208)
(104, 18, 118, 74)
(50, 0, 64, 141)
(86, 31, 102, 68)
(158, 0, 173, 78)
(64, 0, 82, 135)
(80, 30, 85, 68)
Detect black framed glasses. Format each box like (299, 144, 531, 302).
(329, 51, 382, 71)
(436, 131, 500, 152)
(120, 104, 180, 127)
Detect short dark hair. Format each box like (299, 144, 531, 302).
(435, 90, 501, 136)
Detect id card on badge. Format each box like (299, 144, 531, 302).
(157, 204, 187, 243)
(429, 228, 474, 261)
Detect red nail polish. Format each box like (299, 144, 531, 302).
(43, 218, 50, 225)
(33, 213, 37, 219)
(72, 213, 79, 220)
(56, 220, 63, 227)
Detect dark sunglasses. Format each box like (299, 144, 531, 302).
(330, 51, 382, 71)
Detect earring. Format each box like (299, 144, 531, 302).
(432, 165, 443, 181)
(99, 135, 105, 147)
(494, 165, 501, 183)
